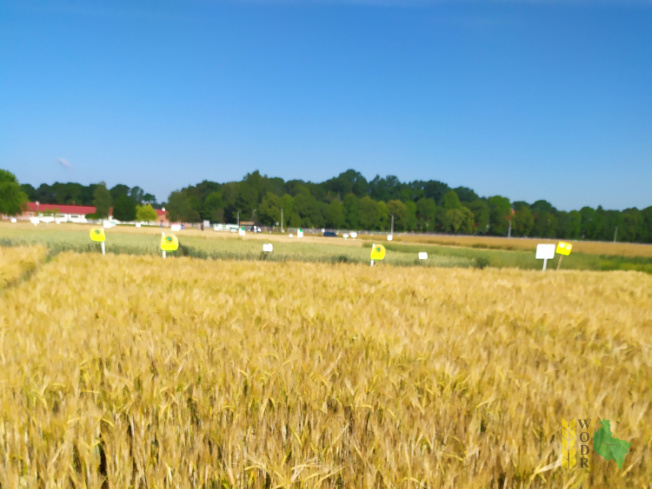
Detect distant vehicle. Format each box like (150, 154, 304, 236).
(250, 226, 262, 233)
(323, 231, 337, 237)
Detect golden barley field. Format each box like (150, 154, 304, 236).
(0, 245, 47, 289)
(387, 234, 652, 258)
(0, 248, 650, 488)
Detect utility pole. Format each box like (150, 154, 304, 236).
(390, 214, 394, 235)
(237, 211, 240, 228)
(613, 226, 618, 243)
(507, 217, 512, 239)
(281, 208, 284, 233)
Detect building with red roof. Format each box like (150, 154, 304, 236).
(22, 202, 98, 223)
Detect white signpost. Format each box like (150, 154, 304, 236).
(262, 243, 273, 252)
(350, 232, 357, 239)
(343, 233, 349, 240)
(171, 224, 181, 232)
(418, 252, 428, 260)
(297, 229, 304, 238)
(387, 234, 393, 241)
(536, 244, 556, 271)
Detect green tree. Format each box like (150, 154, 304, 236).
(136, 204, 158, 222)
(20, 183, 37, 201)
(289, 213, 301, 228)
(113, 195, 137, 221)
(488, 196, 512, 235)
(580, 206, 600, 240)
(129, 186, 145, 204)
(324, 170, 368, 198)
(620, 208, 644, 242)
(405, 200, 417, 231)
(93, 182, 112, 218)
(0, 170, 28, 216)
(444, 207, 474, 234)
(377, 201, 390, 230)
(416, 198, 436, 231)
(294, 192, 324, 228)
(641, 206, 652, 242)
(453, 186, 478, 203)
(466, 199, 490, 234)
(443, 190, 463, 210)
(358, 196, 379, 230)
(387, 200, 408, 231)
(258, 192, 281, 226)
(110, 184, 130, 201)
(557, 210, 582, 240)
(512, 204, 534, 237)
(279, 194, 295, 230)
(326, 199, 344, 228)
(167, 191, 200, 222)
(343, 194, 359, 228)
(532, 211, 558, 238)
(203, 191, 225, 223)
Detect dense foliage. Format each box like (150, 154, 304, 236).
(0, 170, 28, 216)
(13, 169, 652, 242)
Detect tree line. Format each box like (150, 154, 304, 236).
(0, 171, 160, 223)
(162, 169, 652, 243)
(2, 168, 651, 242)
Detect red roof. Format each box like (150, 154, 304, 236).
(25, 202, 96, 215)
(156, 209, 167, 218)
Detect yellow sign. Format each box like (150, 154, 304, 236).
(370, 244, 386, 261)
(90, 228, 105, 242)
(556, 242, 573, 256)
(161, 234, 179, 251)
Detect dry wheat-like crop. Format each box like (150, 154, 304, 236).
(0, 253, 650, 488)
(392, 234, 652, 258)
(0, 245, 47, 289)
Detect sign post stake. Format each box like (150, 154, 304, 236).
(543, 258, 548, 271)
(556, 255, 563, 271)
(101, 242, 105, 256)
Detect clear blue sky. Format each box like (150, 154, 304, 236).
(1, 0, 650, 211)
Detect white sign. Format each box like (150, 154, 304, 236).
(30, 217, 39, 226)
(262, 243, 273, 252)
(135, 223, 141, 228)
(289, 233, 294, 238)
(387, 234, 393, 241)
(536, 244, 556, 260)
(203, 220, 210, 227)
(171, 224, 181, 232)
(418, 252, 428, 260)
(10, 218, 17, 223)
(297, 229, 303, 238)
(536, 243, 556, 271)
(343, 233, 349, 239)
(350, 232, 357, 239)
(238, 228, 245, 236)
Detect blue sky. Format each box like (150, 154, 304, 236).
(1, 0, 650, 211)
